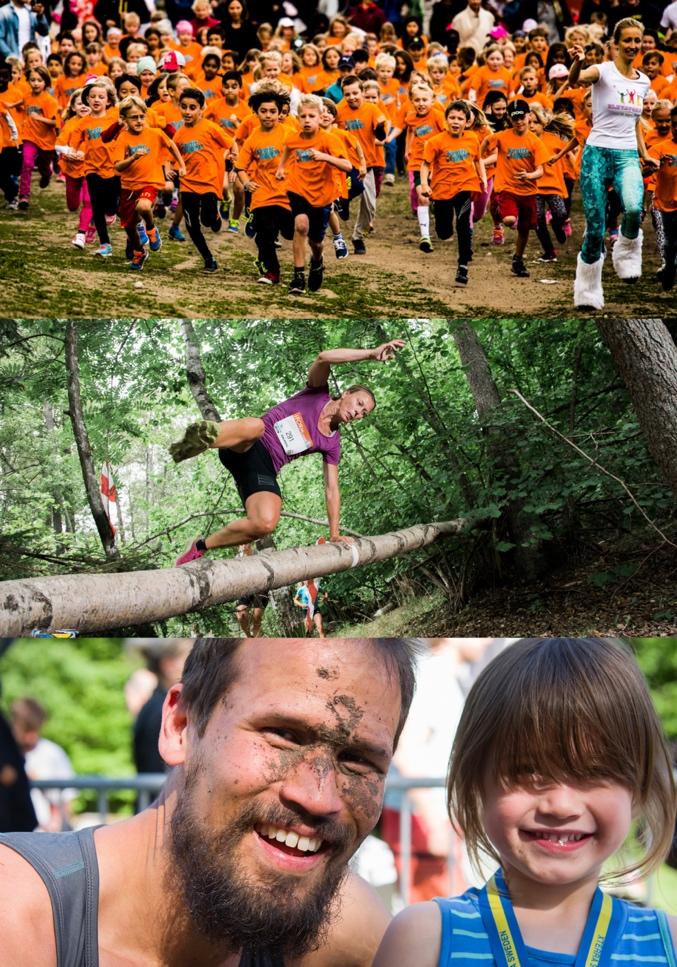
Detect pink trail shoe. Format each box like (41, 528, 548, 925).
(176, 539, 206, 566)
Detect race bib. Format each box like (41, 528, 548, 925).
(274, 413, 313, 455)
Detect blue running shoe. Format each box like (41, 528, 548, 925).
(148, 225, 162, 252)
(137, 222, 149, 246)
(169, 224, 186, 242)
(129, 248, 148, 270)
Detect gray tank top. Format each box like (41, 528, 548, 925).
(0, 826, 100, 967)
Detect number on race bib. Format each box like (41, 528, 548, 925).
(273, 413, 313, 455)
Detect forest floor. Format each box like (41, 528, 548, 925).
(0, 172, 672, 319)
(337, 534, 677, 637)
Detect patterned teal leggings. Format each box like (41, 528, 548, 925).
(579, 145, 644, 264)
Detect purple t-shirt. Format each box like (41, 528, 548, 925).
(261, 384, 342, 474)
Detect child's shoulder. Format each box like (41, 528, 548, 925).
(373, 900, 442, 967)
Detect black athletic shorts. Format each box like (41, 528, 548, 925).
(218, 439, 282, 504)
(287, 191, 331, 242)
(236, 592, 270, 609)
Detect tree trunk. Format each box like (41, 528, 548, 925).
(596, 320, 677, 499)
(453, 322, 545, 579)
(181, 321, 222, 421)
(42, 404, 64, 538)
(0, 519, 475, 634)
(64, 324, 118, 560)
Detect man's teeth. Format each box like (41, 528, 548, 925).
(536, 831, 586, 844)
(259, 825, 323, 853)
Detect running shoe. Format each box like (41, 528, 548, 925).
(39, 171, 51, 189)
(129, 248, 148, 270)
(353, 238, 366, 255)
(492, 225, 504, 245)
(85, 224, 97, 244)
(71, 232, 86, 249)
(288, 271, 306, 294)
(563, 219, 572, 238)
(227, 219, 239, 233)
(384, 173, 395, 186)
(211, 214, 223, 234)
(176, 539, 206, 566)
(137, 222, 149, 246)
(94, 243, 113, 257)
(258, 271, 280, 284)
(608, 228, 619, 244)
(419, 236, 433, 253)
(104, 213, 117, 227)
(333, 236, 349, 259)
(245, 214, 256, 238)
(147, 226, 162, 252)
(511, 256, 530, 278)
(219, 198, 230, 219)
(6, 198, 19, 210)
(17, 198, 29, 211)
(308, 258, 324, 292)
(203, 259, 218, 274)
(169, 420, 221, 462)
(455, 265, 468, 285)
(536, 252, 558, 262)
(169, 224, 186, 242)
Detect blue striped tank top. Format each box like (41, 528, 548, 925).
(434, 888, 677, 967)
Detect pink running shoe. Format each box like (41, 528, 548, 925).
(85, 224, 97, 244)
(563, 219, 572, 238)
(176, 539, 205, 566)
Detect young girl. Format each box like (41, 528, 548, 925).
(17, 66, 58, 210)
(55, 88, 95, 248)
(374, 636, 677, 967)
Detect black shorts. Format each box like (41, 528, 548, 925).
(287, 191, 331, 242)
(218, 439, 282, 504)
(236, 592, 269, 609)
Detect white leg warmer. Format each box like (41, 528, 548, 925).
(612, 228, 643, 280)
(574, 252, 605, 310)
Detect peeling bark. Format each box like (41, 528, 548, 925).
(181, 321, 221, 422)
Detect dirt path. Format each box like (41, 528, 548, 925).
(1, 176, 671, 318)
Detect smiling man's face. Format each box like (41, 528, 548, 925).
(167, 639, 401, 956)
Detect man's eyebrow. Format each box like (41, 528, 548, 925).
(255, 712, 393, 760)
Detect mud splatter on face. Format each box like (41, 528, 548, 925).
(316, 666, 340, 681)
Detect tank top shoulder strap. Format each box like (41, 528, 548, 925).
(433, 889, 488, 967)
(0, 826, 100, 967)
(655, 908, 677, 967)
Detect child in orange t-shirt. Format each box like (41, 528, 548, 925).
(54, 88, 95, 248)
(54, 52, 88, 111)
(114, 95, 185, 269)
(275, 93, 350, 294)
(235, 86, 294, 284)
(482, 98, 548, 278)
(174, 86, 234, 274)
(18, 67, 58, 209)
(468, 47, 513, 109)
(530, 103, 574, 263)
(319, 96, 363, 260)
(420, 99, 487, 285)
(375, 52, 400, 186)
(205, 70, 250, 228)
(386, 83, 445, 251)
(652, 107, 677, 292)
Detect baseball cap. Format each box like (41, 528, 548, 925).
(136, 56, 156, 74)
(548, 63, 569, 79)
(508, 98, 530, 118)
(160, 49, 186, 71)
(176, 19, 193, 34)
(338, 55, 355, 70)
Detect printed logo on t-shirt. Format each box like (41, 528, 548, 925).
(87, 126, 103, 139)
(295, 147, 315, 162)
(608, 89, 644, 115)
(179, 139, 205, 155)
(446, 147, 470, 162)
(128, 143, 150, 156)
(488, 78, 505, 88)
(507, 147, 533, 159)
(256, 145, 280, 160)
(274, 413, 313, 455)
(219, 117, 237, 129)
(415, 123, 433, 138)
(661, 153, 677, 168)
(344, 119, 365, 131)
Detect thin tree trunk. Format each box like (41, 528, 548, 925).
(64, 324, 118, 560)
(181, 321, 222, 421)
(42, 404, 64, 539)
(596, 320, 677, 499)
(0, 518, 476, 634)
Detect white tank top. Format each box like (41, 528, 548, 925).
(588, 59, 649, 149)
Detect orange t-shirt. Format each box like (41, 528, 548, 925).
(336, 99, 385, 168)
(0, 89, 21, 147)
(284, 128, 346, 207)
(315, 68, 340, 92)
(535, 129, 567, 196)
(298, 65, 324, 92)
(404, 107, 446, 172)
(422, 130, 481, 199)
(205, 97, 251, 135)
(512, 90, 553, 111)
(0, 102, 19, 151)
(196, 73, 224, 102)
(236, 123, 290, 210)
(21, 90, 59, 149)
(377, 77, 401, 122)
(73, 108, 118, 177)
(54, 73, 88, 109)
(173, 117, 233, 194)
(488, 128, 549, 196)
(116, 125, 175, 190)
(56, 115, 86, 177)
(653, 137, 677, 213)
(469, 66, 513, 107)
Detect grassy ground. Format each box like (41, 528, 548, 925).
(0, 170, 671, 319)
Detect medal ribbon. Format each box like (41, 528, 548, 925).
(478, 869, 625, 967)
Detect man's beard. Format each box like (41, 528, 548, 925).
(168, 766, 353, 962)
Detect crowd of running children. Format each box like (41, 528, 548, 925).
(0, 9, 675, 293)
